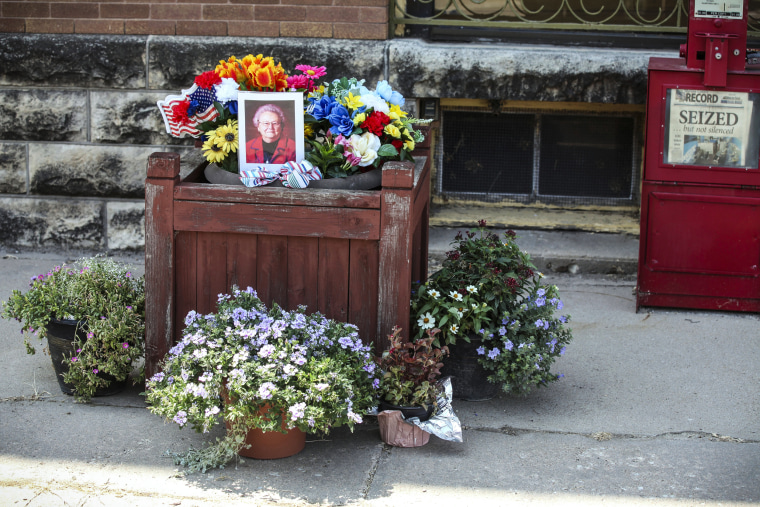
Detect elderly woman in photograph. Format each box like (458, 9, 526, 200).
(246, 103, 297, 164)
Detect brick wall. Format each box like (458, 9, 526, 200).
(0, 0, 389, 40)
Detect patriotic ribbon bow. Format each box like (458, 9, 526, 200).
(240, 161, 323, 189)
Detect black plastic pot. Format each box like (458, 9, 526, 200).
(45, 319, 127, 397)
(441, 334, 501, 401)
(378, 401, 435, 422)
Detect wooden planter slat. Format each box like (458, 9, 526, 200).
(145, 153, 431, 379)
(175, 182, 381, 209)
(173, 200, 381, 239)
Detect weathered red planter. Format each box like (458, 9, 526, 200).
(144, 154, 431, 379)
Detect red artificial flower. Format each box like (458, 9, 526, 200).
(361, 112, 391, 137)
(171, 100, 191, 125)
(391, 139, 403, 151)
(194, 70, 222, 89)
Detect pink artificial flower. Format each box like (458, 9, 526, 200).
(287, 74, 309, 90)
(345, 152, 362, 167)
(334, 134, 350, 148)
(295, 64, 326, 81)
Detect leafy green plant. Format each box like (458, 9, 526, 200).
(145, 286, 380, 472)
(1, 255, 145, 401)
(376, 327, 448, 410)
(410, 220, 573, 395)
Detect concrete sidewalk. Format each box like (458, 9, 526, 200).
(0, 237, 758, 507)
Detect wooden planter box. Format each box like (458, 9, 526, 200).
(144, 154, 431, 378)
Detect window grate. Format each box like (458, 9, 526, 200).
(438, 107, 641, 207)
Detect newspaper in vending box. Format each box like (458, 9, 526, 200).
(664, 88, 760, 169)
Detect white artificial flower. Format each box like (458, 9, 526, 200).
(213, 77, 239, 104)
(359, 93, 390, 114)
(349, 132, 381, 167)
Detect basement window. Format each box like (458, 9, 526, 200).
(437, 104, 642, 207)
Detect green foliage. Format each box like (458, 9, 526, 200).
(145, 287, 381, 472)
(376, 327, 448, 410)
(304, 135, 352, 179)
(410, 221, 573, 395)
(1, 255, 145, 402)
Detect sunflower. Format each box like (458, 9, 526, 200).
(202, 136, 227, 164)
(214, 119, 239, 154)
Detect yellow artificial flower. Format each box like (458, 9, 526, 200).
(214, 119, 239, 154)
(384, 124, 401, 138)
(353, 112, 367, 126)
(404, 139, 416, 151)
(388, 104, 408, 120)
(304, 123, 314, 139)
(343, 92, 364, 111)
(202, 137, 227, 164)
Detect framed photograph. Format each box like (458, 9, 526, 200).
(238, 91, 305, 173)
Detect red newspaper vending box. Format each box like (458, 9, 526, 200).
(636, 0, 760, 312)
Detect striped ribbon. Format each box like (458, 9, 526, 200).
(240, 161, 323, 189)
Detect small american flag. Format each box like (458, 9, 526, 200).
(157, 84, 220, 138)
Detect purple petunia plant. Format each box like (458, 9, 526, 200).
(145, 286, 380, 473)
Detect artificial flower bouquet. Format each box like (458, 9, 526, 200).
(145, 286, 380, 472)
(410, 221, 573, 395)
(157, 54, 428, 184)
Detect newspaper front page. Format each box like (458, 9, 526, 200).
(664, 89, 760, 169)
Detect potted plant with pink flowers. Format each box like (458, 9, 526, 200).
(1, 255, 145, 402)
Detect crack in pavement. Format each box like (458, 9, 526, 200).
(464, 425, 759, 444)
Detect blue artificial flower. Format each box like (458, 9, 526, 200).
(226, 101, 238, 115)
(327, 104, 355, 136)
(375, 80, 405, 106)
(309, 96, 340, 120)
(351, 105, 367, 119)
(187, 100, 200, 117)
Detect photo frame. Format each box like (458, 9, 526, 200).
(238, 91, 305, 173)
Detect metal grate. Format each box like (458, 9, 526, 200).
(539, 115, 635, 199)
(441, 110, 535, 196)
(438, 107, 641, 206)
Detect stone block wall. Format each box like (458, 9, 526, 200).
(0, 32, 663, 252)
(0, 0, 388, 40)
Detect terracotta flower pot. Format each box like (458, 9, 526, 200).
(238, 421, 306, 460)
(220, 386, 306, 459)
